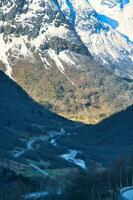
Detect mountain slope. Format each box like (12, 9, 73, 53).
(0, 69, 73, 166)
(59, 0, 133, 79)
(0, 0, 133, 124)
(1, 70, 133, 200)
(1, 70, 133, 171)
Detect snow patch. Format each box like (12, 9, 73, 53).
(0, 34, 13, 78)
(50, 139, 57, 146)
(48, 49, 75, 85)
(24, 191, 48, 200)
(60, 149, 87, 170)
(58, 50, 75, 65)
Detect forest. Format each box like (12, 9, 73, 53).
(0, 156, 133, 200)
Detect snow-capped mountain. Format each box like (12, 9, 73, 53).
(0, 0, 133, 79)
(0, 0, 90, 79)
(0, 0, 133, 124)
(59, 0, 133, 79)
(90, 0, 133, 40)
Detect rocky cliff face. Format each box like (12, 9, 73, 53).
(0, 0, 133, 124)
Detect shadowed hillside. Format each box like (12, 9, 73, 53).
(0, 70, 133, 199)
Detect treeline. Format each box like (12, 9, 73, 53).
(1, 157, 133, 200)
(64, 157, 133, 200)
(0, 167, 42, 200)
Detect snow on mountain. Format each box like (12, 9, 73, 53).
(0, 0, 133, 80)
(89, 0, 133, 41)
(1, 0, 133, 124)
(60, 149, 87, 169)
(88, 0, 133, 78)
(58, 0, 133, 79)
(0, 0, 91, 82)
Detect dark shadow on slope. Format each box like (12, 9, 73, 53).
(0, 70, 74, 130)
(1, 69, 133, 167)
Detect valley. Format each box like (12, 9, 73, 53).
(0, 70, 133, 199)
(0, 0, 133, 199)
